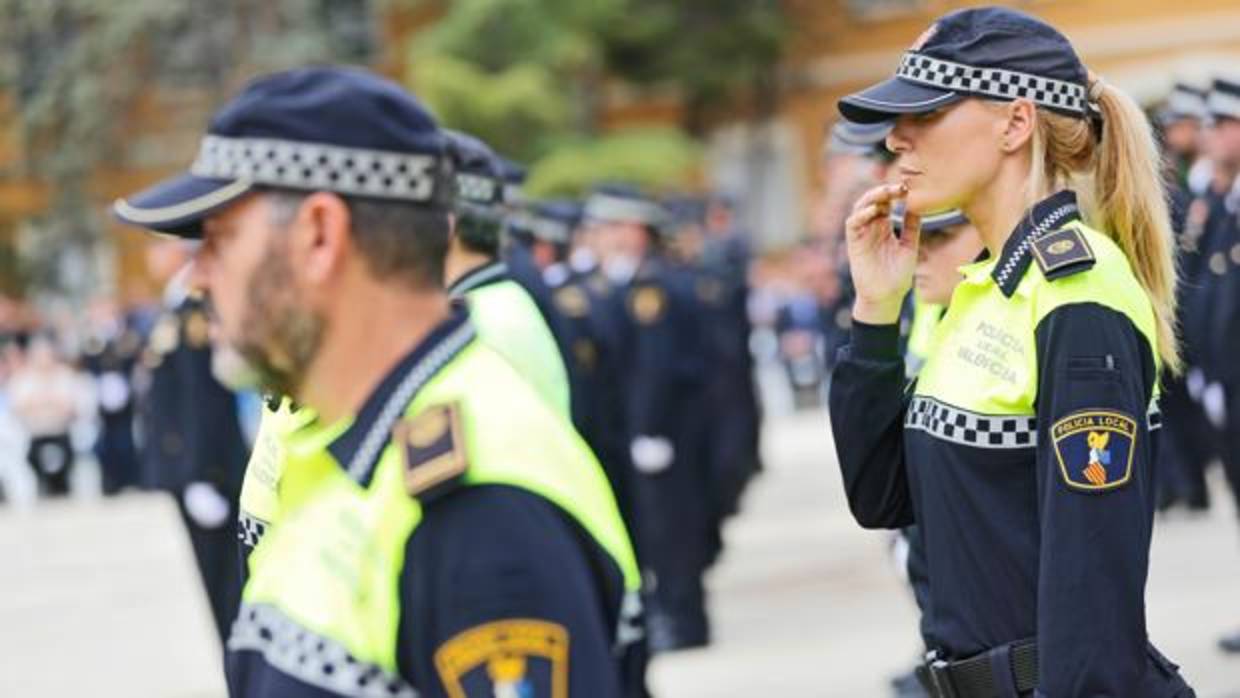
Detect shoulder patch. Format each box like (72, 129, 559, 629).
(1030, 226, 1095, 281)
(1051, 409, 1137, 492)
(627, 285, 666, 324)
(553, 285, 590, 318)
(434, 619, 569, 698)
(394, 402, 468, 502)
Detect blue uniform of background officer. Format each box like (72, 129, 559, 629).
(587, 185, 714, 653)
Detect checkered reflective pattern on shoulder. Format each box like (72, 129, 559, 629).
(897, 52, 1087, 116)
(906, 396, 1037, 449)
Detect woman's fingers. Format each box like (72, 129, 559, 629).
(853, 182, 908, 210)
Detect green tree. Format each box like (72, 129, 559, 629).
(402, 0, 787, 196)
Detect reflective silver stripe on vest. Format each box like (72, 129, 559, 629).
(229, 602, 419, 698)
(906, 396, 1037, 449)
(908, 396, 1164, 447)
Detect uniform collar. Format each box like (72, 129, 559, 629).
(321, 307, 475, 485)
(990, 190, 1082, 297)
(447, 260, 509, 299)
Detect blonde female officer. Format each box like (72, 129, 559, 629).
(828, 7, 1194, 697)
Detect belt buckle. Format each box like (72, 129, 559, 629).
(924, 652, 959, 698)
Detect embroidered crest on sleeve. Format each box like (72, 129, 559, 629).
(434, 619, 569, 698)
(1051, 409, 1137, 492)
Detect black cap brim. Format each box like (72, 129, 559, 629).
(839, 77, 963, 124)
(112, 173, 254, 237)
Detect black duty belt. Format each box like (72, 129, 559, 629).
(915, 640, 1038, 698)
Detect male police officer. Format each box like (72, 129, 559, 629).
(114, 66, 644, 698)
(133, 237, 248, 644)
(442, 130, 571, 418)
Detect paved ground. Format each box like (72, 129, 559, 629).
(2, 407, 1239, 696)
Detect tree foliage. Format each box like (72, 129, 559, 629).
(403, 0, 787, 195)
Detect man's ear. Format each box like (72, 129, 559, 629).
(1001, 98, 1037, 153)
(290, 192, 352, 285)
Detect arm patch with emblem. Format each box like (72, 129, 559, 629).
(434, 619, 569, 698)
(1031, 226, 1095, 281)
(1050, 409, 1136, 492)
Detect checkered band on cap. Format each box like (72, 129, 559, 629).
(512, 211, 571, 244)
(897, 52, 1088, 116)
(190, 135, 444, 202)
(1208, 87, 1240, 120)
(456, 172, 500, 205)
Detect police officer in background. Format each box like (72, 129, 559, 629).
(588, 185, 714, 652)
(131, 237, 248, 644)
(1156, 82, 1215, 514)
(114, 66, 644, 697)
(1194, 76, 1240, 655)
(509, 200, 637, 530)
(442, 129, 572, 419)
(81, 300, 143, 495)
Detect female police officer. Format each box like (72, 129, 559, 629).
(828, 7, 1195, 697)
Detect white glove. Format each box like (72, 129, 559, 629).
(1186, 368, 1205, 402)
(630, 436, 674, 474)
(1203, 382, 1227, 430)
(183, 482, 230, 529)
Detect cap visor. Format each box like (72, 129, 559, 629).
(112, 174, 253, 237)
(838, 77, 962, 124)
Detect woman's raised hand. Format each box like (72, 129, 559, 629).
(844, 183, 921, 325)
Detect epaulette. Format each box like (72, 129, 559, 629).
(1030, 225, 1095, 281)
(394, 402, 468, 504)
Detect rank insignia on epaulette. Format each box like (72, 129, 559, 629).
(553, 286, 589, 318)
(1051, 409, 1137, 492)
(628, 286, 666, 324)
(434, 620, 569, 698)
(1031, 226, 1095, 280)
(394, 402, 468, 502)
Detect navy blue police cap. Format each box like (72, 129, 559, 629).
(511, 200, 581, 245)
(1207, 78, 1240, 122)
(584, 184, 667, 229)
(1158, 82, 1208, 125)
(496, 158, 527, 205)
(826, 119, 893, 157)
(113, 66, 452, 237)
(839, 6, 1091, 124)
(444, 129, 504, 207)
(664, 195, 707, 229)
(890, 205, 969, 236)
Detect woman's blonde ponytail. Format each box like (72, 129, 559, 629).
(1089, 78, 1181, 374)
(1031, 76, 1181, 374)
